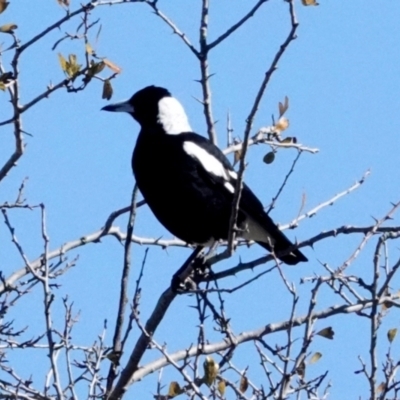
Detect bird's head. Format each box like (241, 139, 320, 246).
(102, 85, 192, 134)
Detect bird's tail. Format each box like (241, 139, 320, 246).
(256, 227, 307, 265)
(243, 212, 307, 265)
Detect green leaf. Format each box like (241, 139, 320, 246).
(263, 152, 275, 164)
(90, 61, 105, 76)
(203, 356, 219, 386)
(217, 379, 226, 396)
(278, 96, 289, 118)
(388, 328, 397, 343)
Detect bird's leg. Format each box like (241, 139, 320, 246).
(171, 246, 205, 292)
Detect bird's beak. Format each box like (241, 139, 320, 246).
(101, 100, 134, 113)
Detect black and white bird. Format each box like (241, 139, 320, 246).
(102, 86, 307, 265)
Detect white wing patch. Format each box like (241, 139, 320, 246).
(183, 141, 235, 193)
(158, 97, 192, 135)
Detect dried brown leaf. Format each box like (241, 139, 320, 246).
(239, 375, 248, 393)
(234, 149, 242, 165)
(309, 352, 322, 364)
(297, 360, 306, 379)
(103, 58, 122, 74)
(274, 117, 289, 134)
(0, 23, 17, 33)
(102, 79, 113, 100)
(376, 382, 385, 393)
(316, 327, 334, 340)
(301, 0, 319, 5)
(105, 350, 121, 364)
(57, 0, 70, 7)
(168, 381, 182, 397)
(85, 42, 94, 55)
(0, 0, 9, 14)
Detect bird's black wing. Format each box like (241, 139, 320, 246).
(180, 133, 307, 265)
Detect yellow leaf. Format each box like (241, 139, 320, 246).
(68, 54, 77, 65)
(65, 54, 81, 77)
(316, 327, 334, 340)
(274, 117, 289, 133)
(168, 381, 182, 397)
(309, 352, 322, 364)
(217, 379, 226, 396)
(0, 23, 17, 33)
(234, 149, 242, 165)
(387, 328, 397, 343)
(85, 42, 94, 55)
(0, 0, 9, 14)
(102, 79, 113, 100)
(301, 0, 319, 5)
(103, 58, 122, 74)
(239, 375, 248, 393)
(203, 356, 219, 386)
(58, 53, 68, 73)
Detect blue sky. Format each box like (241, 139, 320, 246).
(1, 1, 400, 399)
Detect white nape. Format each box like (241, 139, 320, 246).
(157, 97, 192, 134)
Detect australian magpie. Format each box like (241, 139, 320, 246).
(102, 86, 307, 265)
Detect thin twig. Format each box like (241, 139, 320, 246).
(198, 0, 217, 143)
(227, 0, 299, 255)
(106, 185, 138, 393)
(129, 293, 400, 382)
(207, 0, 270, 50)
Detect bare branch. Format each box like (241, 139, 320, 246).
(198, 0, 218, 144)
(207, 0, 270, 50)
(131, 293, 400, 382)
(145, 1, 199, 57)
(106, 185, 138, 393)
